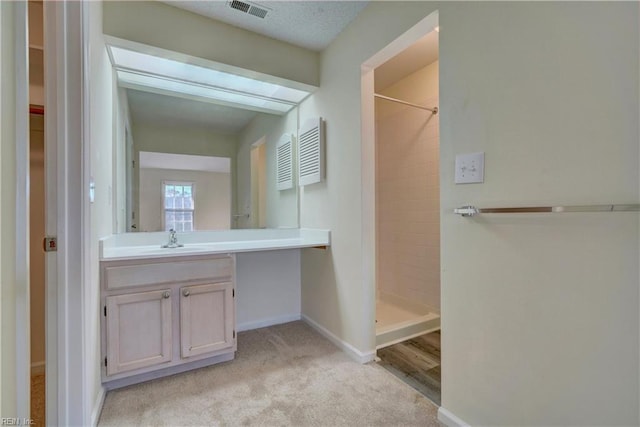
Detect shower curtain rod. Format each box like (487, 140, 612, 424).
(374, 93, 438, 114)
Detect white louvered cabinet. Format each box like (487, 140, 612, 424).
(276, 133, 294, 190)
(298, 117, 325, 186)
(100, 254, 237, 388)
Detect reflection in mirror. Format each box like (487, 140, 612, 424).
(138, 152, 231, 232)
(108, 40, 311, 233)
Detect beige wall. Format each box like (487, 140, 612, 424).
(139, 168, 231, 232)
(103, 1, 319, 88)
(132, 123, 238, 230)
(299, 2, 638, 425)
(236, 111, 299, 229)
(376, 61, 440, 312)
(439, 3, 638, 424)
(29, 114, 45, 371)
(0, 0, 17, 415)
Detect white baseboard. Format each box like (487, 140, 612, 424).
(237, 313, 301, 332)
(31, 361, 45, 375)
(301, 314, 376, 364)
(438, 407, 471, 427)
(90, 386, 106, 427)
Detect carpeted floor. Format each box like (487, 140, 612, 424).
(99, 321, 439, 426)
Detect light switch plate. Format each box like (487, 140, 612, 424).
(455, 152, 484, 184)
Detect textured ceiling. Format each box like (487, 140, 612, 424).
(162, 1, 369, 51)
(375, 31, 439, 92)
(127, 89, 259, 134)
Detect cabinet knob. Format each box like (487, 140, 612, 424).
(163, 291, 170, 299)
(182, 289, 190, 297)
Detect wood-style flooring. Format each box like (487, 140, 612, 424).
(377, 330, 441, 405)
(31, 373, 45, 426)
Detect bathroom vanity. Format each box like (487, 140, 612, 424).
(99, 228, 329, 389)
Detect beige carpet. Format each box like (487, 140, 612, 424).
(99, 321, 439, 426)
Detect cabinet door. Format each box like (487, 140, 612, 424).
(105, 289, 172, 376)
(180, 282, 234, 358)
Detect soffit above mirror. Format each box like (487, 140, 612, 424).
(161, 1, 369, 52)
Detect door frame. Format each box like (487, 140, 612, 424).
(42, 1, 89, 425)
(250, 137, 267, 229)
(360, 11, 440, 352)
(14, 0, 31, 418)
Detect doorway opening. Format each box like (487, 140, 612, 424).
(361, 11, 441, 406)
(250, 138, 267, 229)
(29, 110, 46, 425)
(373, 28, 441, 349)
(29, 1, 46, 424)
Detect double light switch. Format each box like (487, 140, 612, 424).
(455, 152, 484, 184)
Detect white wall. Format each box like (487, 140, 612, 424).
(139, 168, 231, 232)
(236, 111, 299, 229)
(87, 0, 114, 421)
(236, 250, 301, 331)
(376, 61, 440, 312)
(103, 1, 319, 88)
(298, 2, 638, 426)
(0, 0, 17, 415)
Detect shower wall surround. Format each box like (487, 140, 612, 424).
(376, 61, 440, 313)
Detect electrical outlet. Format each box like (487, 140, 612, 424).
(455, 152, 484, 184)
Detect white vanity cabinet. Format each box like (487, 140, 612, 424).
(100, 254, 236, 388)
(180, 282, 235, 358)
(105, 289, 173, 376)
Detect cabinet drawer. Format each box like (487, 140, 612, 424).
(104, 257, 233, 290)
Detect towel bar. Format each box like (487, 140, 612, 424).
(453, 204, 640, 217)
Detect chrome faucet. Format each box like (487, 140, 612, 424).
(161, 229, 184, 248)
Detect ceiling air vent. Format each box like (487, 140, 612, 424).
(228, 0, 269, 19)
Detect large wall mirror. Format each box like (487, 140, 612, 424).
(107, 37, 311, 233)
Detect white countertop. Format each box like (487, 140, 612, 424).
(100, 228, 330, 261)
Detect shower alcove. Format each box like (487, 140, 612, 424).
(374, 30, 441, 349)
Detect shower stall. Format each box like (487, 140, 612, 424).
(374, 58, 441, 349)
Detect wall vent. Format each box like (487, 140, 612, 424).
(276, 133, 294, 191)
(298, 117, 325, 186)
(228, 0, 269, 19)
